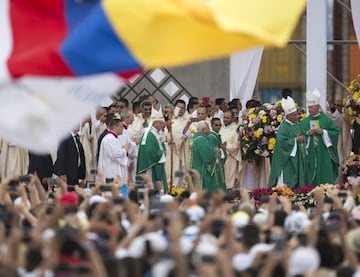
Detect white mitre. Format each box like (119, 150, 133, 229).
(281, 96, 297, 115)
(150, 106, 164, 125)
(306, 89, 321, 106)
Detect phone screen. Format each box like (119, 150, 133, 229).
(121, 184, 128, 198)
(135, 175, 143, 185)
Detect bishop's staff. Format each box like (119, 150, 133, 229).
(164, 111, 174, 194)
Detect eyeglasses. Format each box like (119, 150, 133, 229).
(335, 104, 343, 108)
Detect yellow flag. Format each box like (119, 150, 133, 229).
(104, 0, 306, 67)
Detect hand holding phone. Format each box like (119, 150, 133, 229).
(90, 169, 98, 175)
(174, 171, 184, 178)
(135, 175, 143, 185)
(48, 178, 56, 186)
(273, 233, 287, 253)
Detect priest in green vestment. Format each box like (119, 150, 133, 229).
(190, 120, 219, 191)
(299, 89, 339, 186)
(269, 97, 309, 188)
(208, 118, 226, 191)
(137, 107, 168, 192)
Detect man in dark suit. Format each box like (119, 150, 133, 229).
(54, 129, 86, 191)
(28, 152, 53, 190)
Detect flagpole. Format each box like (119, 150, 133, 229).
(167, 117, 174, 194)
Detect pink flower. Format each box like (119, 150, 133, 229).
(261, 136, 268, 145)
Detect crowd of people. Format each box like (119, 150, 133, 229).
(0, 90, 359, 276)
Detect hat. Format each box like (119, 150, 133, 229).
(189, 192, 198, 200)
(160, 194, 174, 203)
(186, 205, 205, 224)
(59, 192, 78, 207)
(284, 212, 310, 234)
(194, 234, 218, 257)
(252, 212, 268, 227)
(232, 243, 274, 272)
(89, 195, 107, 206)
(306, 89, 321, 106)
(231, 211, 250, 228)
(180, 225, 199, 254)
(150, 106, 164, 123)
(345, 228, 360, 254)
(288, 246, 320, 275)
(281, 96, 297, 115)
(128, 231, 168, 258)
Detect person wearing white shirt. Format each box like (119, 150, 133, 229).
(213, 98, 227, 122)
(98, 119, 130, 181)
(119, 110, 137, 182)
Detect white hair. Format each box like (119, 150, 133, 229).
(196, 120, 208, 132)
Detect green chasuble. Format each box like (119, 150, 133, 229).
(190, 132, 218, 192)
(299, 112, 339, 186)
(137, 127, 168, 192)
(269, 120, 309, 188)
(208, 131, 226, 191)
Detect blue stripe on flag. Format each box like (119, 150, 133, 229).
(61, 4, 141, 75)
(64, 0, 99, 31)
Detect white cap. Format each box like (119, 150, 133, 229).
(231, 211, 250, 228)
(128, 231, 168, 258)
(288, 246, 320, 275)
(252, 212, 268, 228)
(284, 212, 310, 234)
(89, 195, 107, 206)
(160, 194, 174, 203)
(281, 96, 297, 115)
(194, 234, 218, 256)
(186, 205, 205, 224)
(151, 260, 175, 277)
(180, 226, 199, 254)
(233, 243, 274, 271)
(306, 89, 321, 106)
(189, 192, 198, 200)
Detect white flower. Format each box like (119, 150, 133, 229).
(259, 110, 266, 116)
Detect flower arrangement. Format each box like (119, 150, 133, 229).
(241, 103, 284, 163)
(342, 153, 360, 177)
(344, 75, 360, 124)
(168, 185, 187, 197)
(292, 186, 316, 208)
(272, 186, 294, 197)
(252, 184, 353, 209)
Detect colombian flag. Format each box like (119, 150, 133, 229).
(0, 0, 306, 152)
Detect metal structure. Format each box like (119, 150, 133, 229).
(115, 68, 193, 105)
(288, 0, 357, 101)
